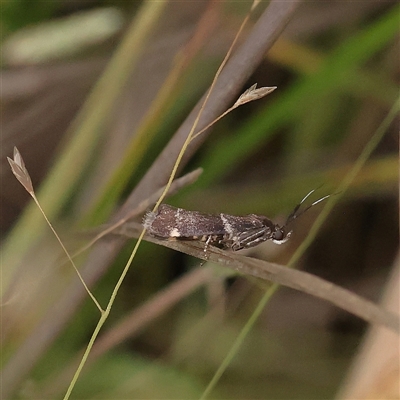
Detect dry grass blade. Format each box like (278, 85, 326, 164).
(336, 255, 399, 399)
(117, 221, 400, 334)
(7, 147, 34, 195)
(165, 245, 400, 335)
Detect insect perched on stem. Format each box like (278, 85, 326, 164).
(143, 190, 331, 252)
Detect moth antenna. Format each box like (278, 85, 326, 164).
(309, 194, 331, 207)
(300, 188, 317, 205)
(285, 188, 332, 226)
(285, 190, 312, 225)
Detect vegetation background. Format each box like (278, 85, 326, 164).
(1, 1, 398, 399)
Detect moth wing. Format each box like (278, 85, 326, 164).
(173, 209, 226, 237)
(220, 214, 266, 232)
(144, 205, 226, 239)
(143, 204, 179, 238)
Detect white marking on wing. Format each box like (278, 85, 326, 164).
(170, 228, 181, 237)
(220, 214, 234, 235)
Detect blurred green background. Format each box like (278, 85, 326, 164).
(1, 1, 398, 399)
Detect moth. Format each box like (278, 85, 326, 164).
(143, 190, 330, 252)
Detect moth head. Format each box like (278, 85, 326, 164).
(271, 225, 291, 244)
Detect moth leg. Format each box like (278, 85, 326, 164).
(204, 235, 212, 255)
(241, 235, 270, 249)
(197, 235, 212, 267)
(232, 228, 271, 251)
